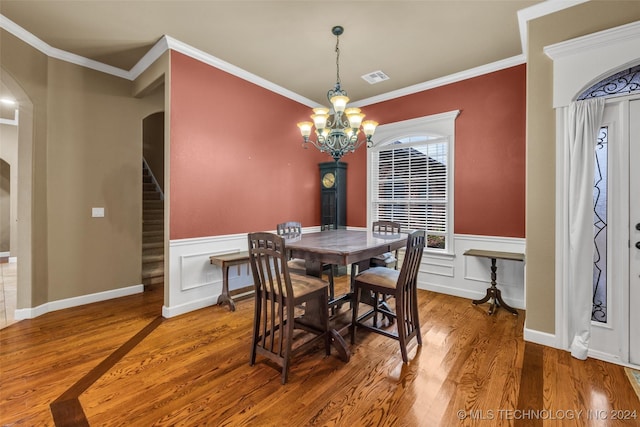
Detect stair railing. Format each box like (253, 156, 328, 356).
(143, 158, 165, 201)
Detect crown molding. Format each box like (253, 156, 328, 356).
(544, 19, 640, 60)
(128, 36, 170, 80)
(2, 10, 546, 108)
(161, 35, 319, 107)
(0, 14, 130, 79)
(352, 55, 525, 108)
(517, 0, 590, 57)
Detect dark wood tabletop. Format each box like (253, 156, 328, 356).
(286, 229, 407, 268)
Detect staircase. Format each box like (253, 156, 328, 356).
(142, 162, 164, 289)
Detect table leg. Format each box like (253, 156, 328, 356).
(217, 266, 236, 311)
(305, 297, 351, 362)
(472, 258, 518, 316)
(330, 330, 350, 362)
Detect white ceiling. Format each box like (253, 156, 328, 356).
(0, 1, 554, 106)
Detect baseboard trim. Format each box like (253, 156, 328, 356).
(586, 349, 640, 370)
(162, 295, 217, 318)
(420, 280, 525, 310)
(523, 327, 559, 348)
(14, 284, 144, 320)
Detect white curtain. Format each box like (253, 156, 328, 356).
(566, 97, 605, 360)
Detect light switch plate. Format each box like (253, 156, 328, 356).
(92, 207, 105, 217)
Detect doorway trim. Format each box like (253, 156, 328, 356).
(545, 21, 640, 366)
(0, 68, 34, 314)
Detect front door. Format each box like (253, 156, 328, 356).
(629, 99, 640, 365)
(589, 97, 640, 366)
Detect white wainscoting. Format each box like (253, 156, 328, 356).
(164, 226, 326, 317)
(418, 234, 526, 310)
(165, 230, 526, 318)
(164, 232, 252, 318)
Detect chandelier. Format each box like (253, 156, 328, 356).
(297, 26, 378, 162)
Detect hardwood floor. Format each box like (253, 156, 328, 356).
(1, 276, 638, 426)
(0, 259, 17, 329)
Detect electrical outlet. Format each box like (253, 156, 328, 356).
(92, 207, 105, 217)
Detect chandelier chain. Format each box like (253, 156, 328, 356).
(335, 33, 341, 86)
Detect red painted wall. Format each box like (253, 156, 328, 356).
(170, 52, 329, 239)
(348, 65, 526, 238)
(171, 51, 525, 240)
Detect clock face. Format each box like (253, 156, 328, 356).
(322, 172, 335, 188)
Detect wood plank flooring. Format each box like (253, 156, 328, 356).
(1, 277, 638, 426)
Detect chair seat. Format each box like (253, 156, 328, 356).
(289, 273, 329, 298)
(355, 267, 400, 290)
(264, 273, 328, 299)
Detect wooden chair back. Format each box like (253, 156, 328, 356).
(351, 229, 426, 363)
(370, 220, 402, 269)
(247, 232, 330, 383)
(372, 220, 402, 234)
(276, 221, 302, 238)
(397, 230, 426, 295)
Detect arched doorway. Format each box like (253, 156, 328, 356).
(0, 68, 34, 325)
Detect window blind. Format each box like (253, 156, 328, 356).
(372, 137, 449, 249)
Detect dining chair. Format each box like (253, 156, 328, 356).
(350, 230, 426, 363)
(248, 232, 330, 384)
(276, 221, 336, 304)
(370, 221, 402, 269)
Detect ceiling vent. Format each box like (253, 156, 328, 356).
(361, 70, 390, 84)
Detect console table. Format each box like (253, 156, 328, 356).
(463, 249, 525, 316)
(209, 251, 251, 311)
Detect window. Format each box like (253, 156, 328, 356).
(578, 64, 640, 100)
(368, 111, 459, 253)
(592, 126, 608, 322)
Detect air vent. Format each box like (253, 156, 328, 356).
(361, 70, 390, 84)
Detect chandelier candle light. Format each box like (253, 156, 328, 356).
(297, 26, 378, 162)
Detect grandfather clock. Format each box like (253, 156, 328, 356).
(319, 161, 347, 229)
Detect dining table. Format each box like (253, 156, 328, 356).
(285, 228, 408, 362)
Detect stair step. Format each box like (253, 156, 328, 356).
(143, 254, 164, 263)
(143, 238, 163, 246)
(142, 266, 164, 279)
(143, 242, 163, 250)
(143, 275, 164, 286)
(144, 210, 164, 218)
(142, 164, 164, 291)
(143, 247, 163, 256)
(143, 191, 161, 200)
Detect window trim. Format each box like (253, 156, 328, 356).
(367, 110, 460, 255)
